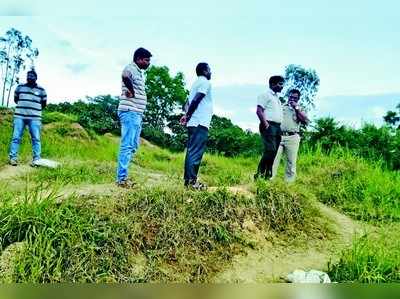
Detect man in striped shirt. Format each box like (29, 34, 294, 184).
(9, 69, 47, 166)
(116, 47, 152, 187)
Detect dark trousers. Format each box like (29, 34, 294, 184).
(256, 122, 282, 179)
(184, 125, 209, 184)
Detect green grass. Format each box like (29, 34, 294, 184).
(328, 225, 400, 283)
(297, 146, 400, 222)
(0, 182, 328, 282)
(1, 116, 400, 282)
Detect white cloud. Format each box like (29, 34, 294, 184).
(214, 105, 234, 118)
(369, 106, 386, 119)
(235, 121, 259, 133)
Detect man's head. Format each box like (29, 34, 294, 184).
(196, 62, 211, 80)
(27, 70, 37, 85)
(133, 47, 152, 70)
(269, 75, 284, 93)
(288, 89, 301, 104)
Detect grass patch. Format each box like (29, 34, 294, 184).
(328, 225, 400, 282)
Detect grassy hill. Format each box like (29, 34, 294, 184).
(0, 109, 399, 282)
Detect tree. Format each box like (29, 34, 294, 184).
(0, 28, 39, 107)
(283, 64, 320, 111)
(144, 66, 188, 130)
(383, 103, 400, 129)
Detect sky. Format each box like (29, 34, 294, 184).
(1, 0, 399, 131)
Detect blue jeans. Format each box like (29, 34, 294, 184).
(116, 111, 143, 182)
(9, 118, 42, 161)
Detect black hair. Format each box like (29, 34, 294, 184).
(196, 62, 209, 76)
(269, 75, 284, 85)
(133, 47, 152, 62)
(289, 89, 301, 97)
(27, 69, 37, 77)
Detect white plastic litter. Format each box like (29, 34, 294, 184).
(33, 159, 61, 169)
(286, 269, 331, 283)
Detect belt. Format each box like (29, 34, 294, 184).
(281, 131, 298, 136)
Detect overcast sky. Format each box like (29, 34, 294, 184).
(1, 0, 399, 130)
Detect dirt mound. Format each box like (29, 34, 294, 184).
(44, 122, 90, 140)
(140, 138, 157, 148)
(213, 201, 363, 283)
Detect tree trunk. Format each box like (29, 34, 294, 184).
(6, 67, 16, 107)
(1, 42, 11, 107)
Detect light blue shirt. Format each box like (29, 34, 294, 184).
(187, 76, 213, 128)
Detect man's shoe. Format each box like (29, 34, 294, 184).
(9, 159, 18, 166)
(30, 160, 41, 167)
(116, 179, 135, 188)
(187, 181, 207, 191)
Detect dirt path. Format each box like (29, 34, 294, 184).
(212, 189, 363, 282)
(0, 165, 33, 181)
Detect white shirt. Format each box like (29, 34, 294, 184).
(187, 76, 213, 128)
(257, 89, 283, 123)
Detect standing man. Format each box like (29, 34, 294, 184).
(116, 47, 152, 187)
(255, 75, 284, 179)
(180, 63, 213, 190)
(9, 69, 47, 167)
(272, 89, 309, 182)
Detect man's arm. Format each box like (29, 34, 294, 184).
(180, 92, 205, 125)
(186, 92, 205, 120)
(256, 105, 269, 129)
(41, 90, 47, 109)
(122, 69, 135, 97)
(14, 87, 20, 104)
(289, 101, 309, 125)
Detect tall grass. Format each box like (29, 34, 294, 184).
(0, 182, 328, 282)
(328, 226, 400, 282)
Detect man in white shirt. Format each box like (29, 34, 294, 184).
(272, 89, 309, 182)
(255, 75, 284, 179)
(180, 63, 212, 190)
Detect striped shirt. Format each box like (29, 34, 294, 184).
(118, 63, 147, 113)
(14, 84, 47, 120)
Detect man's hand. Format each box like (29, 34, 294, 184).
(262, 121, 269, 130)
(289, 100, 299, 110)
(180, 115, 188, 126)
(125, 90, 134, 98)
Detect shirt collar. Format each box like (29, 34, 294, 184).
(132, 62, 141, 72)
(268, 88, 279, 97)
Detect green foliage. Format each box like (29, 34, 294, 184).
(305, 117, 400, 170)
(383, 102, 400, 128)
(144, 66, 188, 130)
(46, 95, 120, 135)
(207, 116, 261, 157)
(283, 64, 320, 111)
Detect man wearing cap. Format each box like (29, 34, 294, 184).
(272, 89, 309, 182)
(9, 69, 47, 167)
(255, 75, 284, 179)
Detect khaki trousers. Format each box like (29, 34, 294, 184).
(272, 134, 300, 182)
